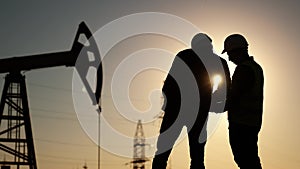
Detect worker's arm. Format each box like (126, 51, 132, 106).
(210, 57, 231, 113)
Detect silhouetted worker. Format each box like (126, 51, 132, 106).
(222, 34, 264, 169)
(152, 33, 230, 169)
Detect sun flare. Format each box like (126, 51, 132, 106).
(212, 74, 222, 92)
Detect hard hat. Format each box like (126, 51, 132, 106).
(221, 34, 248, 54)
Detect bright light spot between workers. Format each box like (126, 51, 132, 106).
(212, 75, 222, 93)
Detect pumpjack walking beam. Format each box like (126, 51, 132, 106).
(0, 22, 88, 73)
(0, 22, 103, 168)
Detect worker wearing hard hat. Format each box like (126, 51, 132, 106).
(222, 34, 264, 169)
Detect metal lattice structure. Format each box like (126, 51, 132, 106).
(0, 73, 37, 169)
(0, 22, 103, 169)
(132, 120, 148, 169)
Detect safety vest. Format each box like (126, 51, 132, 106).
(229, 58, 264, 127)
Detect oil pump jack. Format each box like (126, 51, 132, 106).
(0, 22, 103, 169)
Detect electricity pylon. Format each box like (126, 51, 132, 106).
(131, 120, 149, 169)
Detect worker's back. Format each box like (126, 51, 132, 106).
(162, 48, 212, 128)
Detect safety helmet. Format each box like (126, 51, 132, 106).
(221, 34, 248, 54)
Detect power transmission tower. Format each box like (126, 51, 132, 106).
(132, 120, 148, 169)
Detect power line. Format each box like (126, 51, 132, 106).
(31, 107, 74, 116)
(37, 154, 97, 163)
(28, 82, 73, 92)
(32, 114, 77, 121)
(35, 138, 94, 147)
(29, 82, 163, 102)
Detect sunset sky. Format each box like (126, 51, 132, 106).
(0, 0, 299, 169)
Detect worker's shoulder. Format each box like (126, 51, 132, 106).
(235, 64, 253, 76)
(176, 48, 194, 56)
(242, 57, 263, 72)
(177, 49, 199, 61)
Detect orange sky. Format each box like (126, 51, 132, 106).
(0, 0, 299, 169)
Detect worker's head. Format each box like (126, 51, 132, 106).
(191, 33, 213, 54)
(222, 34, 249, 65)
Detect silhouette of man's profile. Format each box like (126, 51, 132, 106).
(222, 34, 264, 169)
(152, 33, 230, 169)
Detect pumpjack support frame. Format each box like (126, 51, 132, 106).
(0, 21, 103, 169)
(0, 73, 37, 169)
